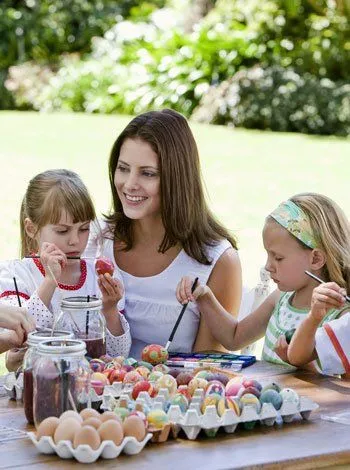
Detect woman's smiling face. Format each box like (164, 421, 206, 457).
(114, 138, 161, 221)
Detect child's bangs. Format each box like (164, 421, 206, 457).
(38, 183, 96, 226)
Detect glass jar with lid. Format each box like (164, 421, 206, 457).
(32, 339, 91, 427)
(23, 329, 73, 424)
(54, 296, 106, 358)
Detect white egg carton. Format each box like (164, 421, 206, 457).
(167, 395, 318, 440)
(27, 432, 152, 464)
(102, 387, 318, 440)
(3, 372, 23, 401)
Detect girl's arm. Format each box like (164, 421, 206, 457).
(288, 282, 347, 367)
(187, 247, 278, 352)
(287, 314, 319, 365)
(195, 287, 279, 351)
(192, 248, 241, 352)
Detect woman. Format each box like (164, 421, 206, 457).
(86, 109, 242, 358)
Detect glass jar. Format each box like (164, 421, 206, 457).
(33, 339, 91, 427)
(55, 296, 106, 359)
(23, 330, 73, 424)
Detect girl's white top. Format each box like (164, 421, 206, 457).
(84, 221, 233, 359)
(0, 257, 131, 357)
(315, 312, 350, 375)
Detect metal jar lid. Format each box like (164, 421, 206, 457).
(60, 296, 102, 312)
(27, 329, 74, 347)
(36, 339, 87, 357)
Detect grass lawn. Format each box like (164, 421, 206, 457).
(0, 111, 349, 374)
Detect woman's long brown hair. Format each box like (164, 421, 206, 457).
(105, 109, 237, 265)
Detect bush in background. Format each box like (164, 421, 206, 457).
(192, 65, 350, 136)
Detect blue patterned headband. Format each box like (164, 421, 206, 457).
(270, 200, 318, 249)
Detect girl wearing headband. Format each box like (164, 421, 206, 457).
(177, 193, 350, 368)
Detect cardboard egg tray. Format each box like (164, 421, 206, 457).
(27, 432, 152, 464)
(102, 387, 319, 441)
(3, 372, 23, 401)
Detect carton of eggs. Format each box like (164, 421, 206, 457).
(28, 408, 152, 463)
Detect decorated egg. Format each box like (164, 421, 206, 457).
(170, 393, 189, 413)
(176, 372, 193, 386)
(217, 397, 241, 417)
(147, 409, 169, 429)
(156, 374, 178, 396)
(141, 344, 169, 365)
(122, 365, 135, 373)
(209, 373, 230, 386)
(225, 379, 243, 397)
(113, 406, 130, 422)
(108, 368, 127, 384)
(153, 363, 170, 374)
(261, 382, 281, 393)
(123, 370, 142, 384)
(188, 377, 208, 396)
(239, 393, 261, 413)
(242, 378, 263, 391)
(91, 379, 105, 395)
(194, 370, 211, 380)
(91, 372, 109, 385)
(201, 394, 221, 413)
(259, 389, 283, 410)
(239, 386, 261, 399)
(177, 385, 191, 401)
(168, 368, 181, 378)
(89, 359, 105, 373)
(132, 380, 156, 400)
(124, 357, 138, 367)
(205, 380, 225, 397)
(148, 370, 164, 382)
(135, 366, 150, 379)
(113, 356, 125, 366)
(280, 388, 300, 406)
(99, 354, 114, 363)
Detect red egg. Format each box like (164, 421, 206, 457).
(95, 257, 114, 276)
(131, 380, 156, 400)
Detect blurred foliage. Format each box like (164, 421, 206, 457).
(192, 65, 350, 136)
(2, 0, 350, 134)
(0, 0, 165, 68)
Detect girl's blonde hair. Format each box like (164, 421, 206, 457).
(291, 193, 350, 291)
(20, 169, 96, 257)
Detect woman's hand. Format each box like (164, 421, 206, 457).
(5, 348, 27, 372)
(40, 242, 67, 281)
(274, 335, 289, 363)
(0, 305, 35, 343)
(176, 276, 208, 304)
(98, 274, 124, 314)
(310, 282, 346, 323)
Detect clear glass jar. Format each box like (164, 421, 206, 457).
(33, 339, 91, 427)
(55, 296, 106, 358)
(23, 330, 73, 424)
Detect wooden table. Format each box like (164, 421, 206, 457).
(1, 362, 350, 469)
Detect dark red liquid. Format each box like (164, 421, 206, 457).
(23, 369, 34, 424)
(79, 336, 106, 358)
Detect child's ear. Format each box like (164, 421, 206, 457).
(310, 249, 326, 270)
(24, 218, 37, 239)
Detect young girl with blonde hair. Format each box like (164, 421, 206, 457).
(0, 169, 131, 361)
(177, 192, 350, 367)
